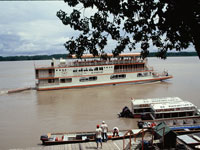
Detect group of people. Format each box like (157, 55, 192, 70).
(95, 121, 119, 149)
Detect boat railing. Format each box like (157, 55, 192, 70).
(123, 129, 147, 150)
(35, 59, 146, 68)
(114, 68, 152, 73)
(70, 59, 145, 67)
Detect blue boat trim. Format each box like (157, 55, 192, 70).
(170, 125, 200, 130)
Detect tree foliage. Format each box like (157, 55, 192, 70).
(57, 0, 200, 59)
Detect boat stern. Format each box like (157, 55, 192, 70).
(40, 134, 49, 144)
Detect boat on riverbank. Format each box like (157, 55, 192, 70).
(35, 53, 172, 90)
(40, 129, 145, 145)
(131, 97, 200, 129)
(131, 97, 184, 119)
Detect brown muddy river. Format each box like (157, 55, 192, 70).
(0, 57, 200, 149)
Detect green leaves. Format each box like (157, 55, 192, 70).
(58, 0, 200, 59)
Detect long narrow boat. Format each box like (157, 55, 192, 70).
(40, 129, 145, 145)
(35, 53, 172, 91)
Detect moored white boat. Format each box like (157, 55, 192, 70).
(131, 97, 200, 129)
(131, 97, 183, 118)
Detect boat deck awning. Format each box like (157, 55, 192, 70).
(131, 97, 183, 108)
(178, 135, 199, 144)
(151, 101, 197, 112)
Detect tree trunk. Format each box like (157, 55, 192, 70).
(193, 36, 200, 59)
(189, 18, 200, 59)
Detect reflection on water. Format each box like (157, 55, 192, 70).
(0, 57, 200, 149)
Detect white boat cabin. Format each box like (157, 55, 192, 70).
(131, 97, 183, 115)
(151, 101, 198, 119)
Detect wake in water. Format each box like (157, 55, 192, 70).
(0, 87, 35, 95)
(0, 90, 8, 95)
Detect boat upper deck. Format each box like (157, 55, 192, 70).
(35, 53, 147, 69)
(132, 97, 183, 108)
(151, 101, 197, 113)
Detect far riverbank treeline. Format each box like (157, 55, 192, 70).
(0, 52, 197, 61)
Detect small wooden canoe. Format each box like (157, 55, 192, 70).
(40, 129, 144, 145)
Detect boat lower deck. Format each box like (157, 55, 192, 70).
(140, 116, 200, 128)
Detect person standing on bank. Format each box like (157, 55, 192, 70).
(101, 121, 108, 142)
(95, 125, 102, 149)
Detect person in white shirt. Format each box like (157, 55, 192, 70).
(112, 127, 119, 137)
(101, 121, 108, 142)
(95, 124, 102, 149)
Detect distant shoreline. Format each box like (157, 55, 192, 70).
(0, 52, 197, 61)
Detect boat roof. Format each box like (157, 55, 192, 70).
(178, 134, 199, 144)
(151, 101, 196, 110)
(71, 53, 141, 59)
(132, 97, 183, 106)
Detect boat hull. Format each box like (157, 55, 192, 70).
(40, 129, 145, 146)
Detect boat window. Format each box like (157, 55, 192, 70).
(60, 78, 72, 83)
(179, 112, 186, 117)
(94, 67, 98, 71)
(164, 113, 170, 118)
(73, 70, 77, 72)
(143, 72, 148, 76)
(89, 76, 97, 81)
(89, 68, 93, 71)
(172, 113, 178, 118)
(80, 76, 97, 82)
(188, 112, 193, 116)
(99, 67, 103, 70)
(156, 114, 163, 119)
(84, 68, 88, 71)
(60, 79, 65, 83)
(110, 74, 126, 80)
(48, 79, 55, 83)
(137, 73, 143, 77)
(79, 68, 83, 72)
(80, 77, 88, 82)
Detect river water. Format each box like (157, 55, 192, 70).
(0, 57, 199, 149)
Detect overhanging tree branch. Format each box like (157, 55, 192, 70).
(57, 0, 200, 59)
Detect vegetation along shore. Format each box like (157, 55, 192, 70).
(0, 52, 197, 61)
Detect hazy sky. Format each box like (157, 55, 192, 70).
(0, 1, 74, 56)
(0, 1, 195, 56)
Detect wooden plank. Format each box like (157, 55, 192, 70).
(10, 139, 133, 150)
(71, 143, 79, 150)
(67, 144, 72, 150)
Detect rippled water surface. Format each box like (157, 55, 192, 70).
(0, 57, 200, 149)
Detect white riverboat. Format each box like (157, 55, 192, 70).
(35, 53, 172, 91)
(132, 97, 200, 128)
(131, 97, 184, 118)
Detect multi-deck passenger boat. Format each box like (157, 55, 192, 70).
(131, 97, 184, 118)
(132, 97, 200, 128)
(35, 53, 172, 91)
